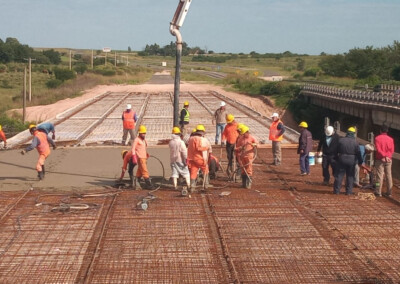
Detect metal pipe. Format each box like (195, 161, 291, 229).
(170, 25, 183, 127)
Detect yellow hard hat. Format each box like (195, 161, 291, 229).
(121, 150, 128, 158)
(29, 124, 36, 130)
(298, 121, 308, 128)
(196, 124, 205, 132)
(348, 126, 356, 133)
(237, 123, 244, 132)
(240, 125, 249, 135)
(138, 125, 147, 134)
(172, 127, 181, 134)
(184, 101, 189, 106)
(226, 114, 234, 123)
(192, 128, 197, 133)
(0, 125, 2, 131)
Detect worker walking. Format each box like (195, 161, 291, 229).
(0, 124, 7, 149)
(222, 114, 239, 175)
(374, 124, 395, 197)
(118, 150, 137, 187)
(131, 125, 155, 189)
(187, 124, 210, 190)
(213, 101, 227, 145)
(21, 124, 56, 180)
(179, 101, 190, 133)
(333, 127, 363, 195)
(169, 127, 191, 190)
(235, 125, 258, 189)
(297, 121, 313, 176)
(37, 122, 56, 140)
(122, 104, 137, 145)
(269, 113, 285, 165)
(317, 125, 339, 185)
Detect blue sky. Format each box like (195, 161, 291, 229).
(1, 0, 399, 55)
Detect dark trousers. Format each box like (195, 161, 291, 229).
(333, 156, 356, 194)
(322, 155, 336, 182)
(226, 143, 235, 168)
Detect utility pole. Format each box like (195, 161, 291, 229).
(91, 49, 94, 69)
(114, 52, 117, 67)
(24, 57, 36, 102)
(23, 67, 27, 123)
(170, 0, 192, 127)
(69, 50, 72, 70)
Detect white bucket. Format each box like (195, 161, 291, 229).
(308, 152, 315, 166)
(316, 155, 323, 165)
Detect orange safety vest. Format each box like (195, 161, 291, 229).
(269, 120, 283, 142)
(123, 111, 135, 129)
(35, 131, 50, 155)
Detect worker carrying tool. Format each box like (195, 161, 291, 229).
(179, 101, 190, 133)
(235, 124, 258, 189)
(221, 114, 239, 175)
(118, 150, 137, 187)
(21, 124, 56, 180)
(122, 104, 138, 145)
(131, 125, 155, 190)
(0, 124, 7, 149)
(187, 124, 211, 190)
(169, 127, 191, 190)
(37, 122, 56, 140)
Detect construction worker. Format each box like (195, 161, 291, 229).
(187, 124, 210, 190)
(169, 127, 190, 190)
(208, 153, 220, 180)
(179, 101, 190, 133)
(122, 104, 137, 145)
(118, 150, 136, 187)
(297, 121, 313, 176)
(333, 127, 363, 195)
(37, 122, 56, 140)
(317, 125, 339, 185)
(0, 124, 6, 149)
(235, 124, 258, 188)
(269, 113, 285, 165)
(131, 125, 155, 189)
(21, 124, 56, 180)
(222, 114, 239, 175)
(213, 101, 227, 145)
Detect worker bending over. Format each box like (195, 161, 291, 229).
(131, 125, 155, 189)
(222, 114, 239, 175)
(235, 124, 258, 189)
(21, 124, 56, 180)
(38, 122, 56, 140)
(169, 127, 190, 190)
(187, 124, 210, 190)
(119, 150, 136, 187)
(0, 124, 6, 148)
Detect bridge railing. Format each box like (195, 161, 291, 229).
(302, 84, 400, 106)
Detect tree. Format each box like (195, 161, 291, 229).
(43, 49, 61, 64)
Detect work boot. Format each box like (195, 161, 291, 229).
(129, 174, 134, 188)
(245, 176, 252, 189)
(42, 165, 45, 177)
(204, 174, 209, 189)
(172, 177, 178, 190)
(144, 178, 156, 190)
(241, 175, 246, 188)
(190, 179, 197, 193)
(38, 171, 44, 180)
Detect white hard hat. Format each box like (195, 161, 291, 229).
(271, 113, 279, 118)
(220, 101, 226, 107)
(126, 104, 132, 110)
(325, 126, 334, 136)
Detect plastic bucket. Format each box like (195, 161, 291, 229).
(316, 155, 323, 165)
(308, 152, 315, 166)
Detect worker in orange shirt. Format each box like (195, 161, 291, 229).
(21, 124, 56, 180)
(235, 124, 258, 189)
(131, 125, 155, 189)
(221, 114, 239, 175)
(187, 124, 211, 190)
(122, 104, 137, 145)
(0, 124, 6, 149)
(118, 150, 137, 187)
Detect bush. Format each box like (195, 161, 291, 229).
(54, 68, 76, 81)
(93, 66, 116, 76)
(46, 79, 63, 89)
(0, 64, 7, 72)
(74, 63, 87, 75)
(303, 67, 320, 77)
(1, 80, 12, 89)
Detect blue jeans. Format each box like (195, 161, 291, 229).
(215, 123, 226, 143)
(299, 152, 310, 174)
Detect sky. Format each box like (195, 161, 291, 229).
(1, 0, 400, 55)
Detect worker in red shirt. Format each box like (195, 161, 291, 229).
(21, 124, 56, 180)
(118, 150, 137, 187)
(131, 125, 155, 189)
(374, 124, 395, 197)
(0, 124, 6, 149)
(187, 124, 210, 190)
(235, 124, 258, 189)
(122, 104, 137, 145)
(269, 112, 285, 165)
(221, 114, 239, 175)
